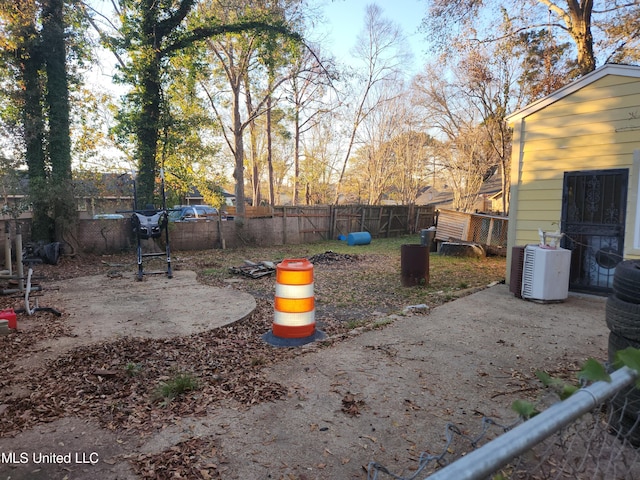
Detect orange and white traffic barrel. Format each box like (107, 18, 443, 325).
(263, 258, 326, 346)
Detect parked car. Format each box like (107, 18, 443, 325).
(168, 205, 220, 222)
(93, 213, 125, 220)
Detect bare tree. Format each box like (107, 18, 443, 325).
(413, 64, 497, 212)
(387, 124, 433, 205)
(599, 1, 640, 65)
(346, 86, 417, 205)
(436, 129, 492, 212)
(200, 1, 300, 220)
(455, 47, 521, 213)
(422, 0, 640, 77)
(284, 46, 337, 205)
(300, 117, 341, 205)
(201, 31, 252, 221)
(333, 4, 411, 204)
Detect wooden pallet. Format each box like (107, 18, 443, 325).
(229, 260, 276, 279)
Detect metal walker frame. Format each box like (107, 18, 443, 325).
(123, 168, 173, 281)
(131, 208, 172, 281)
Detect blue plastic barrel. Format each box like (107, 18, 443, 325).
(347, 232, 372, 246)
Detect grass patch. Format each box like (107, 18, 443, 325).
(154, 372, 199, 403)
(125, 362, 142, 377)
(372, 318, 395, 329)
(176, 235, 506, 330)
(345, 318, 368, 330)
(251, 356, 266, 366)
(201, 267, 227, 276)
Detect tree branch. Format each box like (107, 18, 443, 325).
(79, 2, 126, 69)
(537, 0, 573, 27)
(593, 1, 639, 15)
(199, 81, 235, 157)
(471, 21, 570, 44)
(162, 21, 302, 56)
(156, 0, 196, 40)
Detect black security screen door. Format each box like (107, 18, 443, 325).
(561, 169, 628, 294)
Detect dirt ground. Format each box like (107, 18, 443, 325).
(0, 256, 610, 480)
(49, 270, 255, 347)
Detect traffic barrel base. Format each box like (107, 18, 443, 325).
(262, 328, 327, 347)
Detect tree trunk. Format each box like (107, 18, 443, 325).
(134, 5, 162, 209)
(243, 72, 261, 207)
(251, 139, 260, 206)
(136, 63, 161, 208)
(501, 158, 510, 215)
(20, 30, 51, 241)
(293, 104, 300, 206)
(566, 0, 596, 74)
(42, 0, 76, 245)
(267, 92, 275, 206)
(231, 82, 246, 224)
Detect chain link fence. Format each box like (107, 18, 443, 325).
(368, 367, 640, 480)
(468, 214, 508, 249)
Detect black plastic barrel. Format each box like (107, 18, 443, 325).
(401, 244, 429, 286)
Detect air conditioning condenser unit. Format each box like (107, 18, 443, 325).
(521, 245, 571, 302)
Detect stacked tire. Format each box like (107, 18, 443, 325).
(606, 260, 640, 446)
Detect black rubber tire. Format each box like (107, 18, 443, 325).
(608, 331, 640, 419)
(608, 408, 640, 447)
(613, 260, 640, 304)
(605, 294, 640, 341)
(608, 331, 640, 364)
(611, 388, 640, 421)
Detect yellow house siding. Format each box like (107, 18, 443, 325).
(517, 210, 562, 223)
(512, 180, 564, 246)
(528, 77, 640, 116)
(516, 220, 561, 241)
(532, 88, 640, 120)
(520, 147, 633, 165)
(506, 66, 640, 285)
(506, 120, 524, 278)
(520, 169, 563, 182)
(583, 74, 640, 89)
(517, 182, 565, 194)
(523, 131, 640, 151)
(524, 104, 640, 132)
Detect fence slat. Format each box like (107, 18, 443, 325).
(5, 205, 438, 255)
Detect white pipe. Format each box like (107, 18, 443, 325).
(25, 267, 35, 315)
(5, 224, 11, 275)
(16, 232, 23, 292)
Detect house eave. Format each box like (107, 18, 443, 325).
(506, 63, 640, 125)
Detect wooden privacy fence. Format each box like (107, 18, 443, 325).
(272, 205, 436, 243)
(0, 204, 437, 256)
(330, 205, 436, 240)
(225, 205, 273, 218)
(224, 204, 435, 243)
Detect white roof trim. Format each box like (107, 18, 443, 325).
(506, 63, 640, 123)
